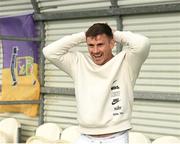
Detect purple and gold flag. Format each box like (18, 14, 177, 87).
(0, 14, 40, 117)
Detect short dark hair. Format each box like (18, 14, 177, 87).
(86, 23, 113, 39)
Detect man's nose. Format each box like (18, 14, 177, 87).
(93, 46, 99, 53)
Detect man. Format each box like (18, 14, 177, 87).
(43, 23, 150, 144)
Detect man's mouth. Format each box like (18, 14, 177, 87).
(93, 54, 103, 60)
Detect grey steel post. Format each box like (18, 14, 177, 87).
(31, 0, 46, 126)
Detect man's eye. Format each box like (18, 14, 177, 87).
(88, 45, 94, 48)
(98, 43, 103, 47)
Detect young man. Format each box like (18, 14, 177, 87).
(43, 23, 150, 144)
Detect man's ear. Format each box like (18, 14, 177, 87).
(110, 39, 115, 49)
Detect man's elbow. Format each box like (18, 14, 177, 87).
(141, 36, 151, 60)
(42, 46, 52, 60)
(144, 36, 151, 52)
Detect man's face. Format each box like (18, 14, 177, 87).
(86, 34, 115, 65)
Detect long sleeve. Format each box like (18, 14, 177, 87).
(43, 32, 86, 77)
(114, 31, 150, 85)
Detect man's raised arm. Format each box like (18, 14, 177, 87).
(43, 32, 86, 77)
(114, 31, 150, 84)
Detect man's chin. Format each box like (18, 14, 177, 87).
(94, 60, 104, 65)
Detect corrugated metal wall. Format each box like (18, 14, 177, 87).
(132, 100, 180, 139)
(123, 13, 180, 93)
(0, 0, 33, 17)
(118, 0, 179, 6)
(44, 94, 77, 129)
(38, 0, 111, 12)
(0, 0, 38, 142)
(122, 12, 180, 139)
(0, 0, 179, 142)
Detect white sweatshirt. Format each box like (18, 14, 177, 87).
(43, 31, 150, 135)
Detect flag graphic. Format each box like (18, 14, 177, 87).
(0, 14, 40, 117)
